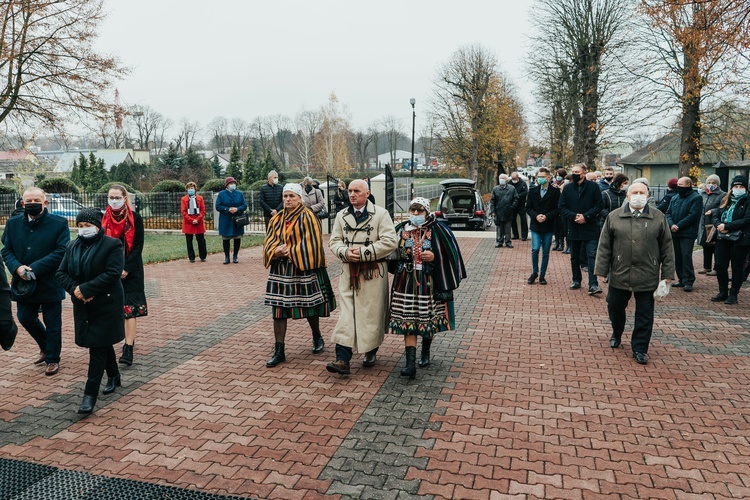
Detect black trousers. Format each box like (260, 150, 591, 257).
(569, 239, 598, 287)
(85, 345, 118, 396)
(607, 287, 655, 354)
(185, 234, 207, 261)
(511, 203, 528, 239)
(701, 244, 715, 271)
(554, 214, 566, 245)
(672, 238, 695, 286)
(714, 239, 750, 292)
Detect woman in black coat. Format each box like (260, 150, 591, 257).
(57, 208, 125, 415)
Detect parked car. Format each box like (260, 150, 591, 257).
(433, 179, 490, 231)
(48, 194, 86, 219)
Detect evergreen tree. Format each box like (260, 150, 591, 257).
(160, 144, 182, 178)
(260, 148, 278, 180)
(211, 155, 222, 177)
(70, 152, 88, 188)
(111, 161, 136, 186)
(243, 147, 259, 184)
(226, 142, 243, 181)
(86, 152, 109, 191)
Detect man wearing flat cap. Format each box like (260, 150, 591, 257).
(1, 187, 69, 375)
(326, 179, 398, 375)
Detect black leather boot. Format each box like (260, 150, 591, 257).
(711, 289, 728, 302)
(312, 332, 324, 354)
(266, 342, 286, 367)
(119, 344, 133, 366)
(725, 289, 739, 305)
(78, 394, 97, 414)
(418, 338, 432, 368)
(400, 346, 417, 379)
(102, 373, 121, 395)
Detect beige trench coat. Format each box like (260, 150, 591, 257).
(329, 201, 398, 353)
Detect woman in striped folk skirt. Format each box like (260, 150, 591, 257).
(263, 183, 336, 368)
(389, 197, 466, 380)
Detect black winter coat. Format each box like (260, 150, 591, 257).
(666, 190, 702, 240)
(601, 186, 627, 220)
(525, 186, 560, 233)
(120, 211, 145, 294)
(558, 180, 603, 240)
(259, 183, 283, 217)
(711, 196, 750, 246)
(490, 185, 519, 222)
(1, 210, 69, 303)
(656, 190, 677, 213)
(509, 179, 528, 204)
(56, 232, 125, 348)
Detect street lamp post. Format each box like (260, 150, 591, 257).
(410, 98, 416, 198)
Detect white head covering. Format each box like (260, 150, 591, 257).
(283, 183, 303, 198)
(409, 197, 431, 214)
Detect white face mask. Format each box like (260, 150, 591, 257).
(108, 198, 125, 210)
(78, 226, 98, 238)
(733, 187, 747, 196)
(272, 178, 279, 185)
(629, 194, 648, 210)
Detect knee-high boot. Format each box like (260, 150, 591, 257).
(400, 346, 416, 379)
(418, 338, 432, 368)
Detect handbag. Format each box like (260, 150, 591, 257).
(233, 214, 249, 226)
(717, 229, 742, 241)
(704, 224, 717, 245)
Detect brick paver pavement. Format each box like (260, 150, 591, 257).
(1, 232, 748, 499)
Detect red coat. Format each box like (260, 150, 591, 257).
(181, 194, 206, 234)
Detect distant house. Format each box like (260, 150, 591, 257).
(54, 150, 134, 174)
(712, 160, 750, 191)
(0, 150, 39, 180)
(209, 153, 230, 172)
(617, 132, 725, 186)
(376, 150, 426, 170)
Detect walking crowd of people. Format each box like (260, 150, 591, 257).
(0, 166, 746, 415)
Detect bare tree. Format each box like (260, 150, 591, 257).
(292, 108, 322, 172)
(368, 125, 381, 168)
(207, 116, 229, 152)
(130, 105, 165, 150)
(229, 117, 250, 152)
(637, 0, 750, 176)
(269, 114, 291, 168)
(175, 118, 200, 152)
(350, 129, 373, 172)
(381, 115, 404, 168)
(154, 116, 173, 155)
(315, 92, 352, 176)
(0, 1, 125, 129)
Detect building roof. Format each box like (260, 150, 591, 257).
(618, 132, 726, 166)
(0, 150, 38, 162)
(713, 160, 750, 169)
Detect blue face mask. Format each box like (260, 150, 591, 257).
(537, 178, 547, 185)
(409, 214, 426, 226)
(187, 189, 195, 196)
(555, 176, 563, 182)
(228, 184, 236, 191)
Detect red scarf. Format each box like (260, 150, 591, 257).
(102, 206, 135, 256)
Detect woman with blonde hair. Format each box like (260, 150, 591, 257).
(101, 184, 146, 365)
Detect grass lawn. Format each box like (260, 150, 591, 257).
(68, 231, 265, 265)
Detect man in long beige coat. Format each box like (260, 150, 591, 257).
(326, 179, 398, 376)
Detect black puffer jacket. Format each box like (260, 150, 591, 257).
(711, 195, 750, 246)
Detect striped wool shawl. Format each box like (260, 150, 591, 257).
(263, 203, 326, 271)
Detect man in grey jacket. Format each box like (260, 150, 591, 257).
(595, 183, 675, 365)
(491, 174, 519, 248)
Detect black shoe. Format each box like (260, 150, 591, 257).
(119, 344, 133, 366)
(189, 259, 195, 263)
(569, 282, 581, 290)
(495, 243, 502, 248)
(581, 267, 589, 273)
(610, 335, 621, 349)
(400, 346, 417, 380)
(78, 394, 97, 414)
(522, 237, 527, 241)
(312, 335, 325, 354)
(200, 258, 207, 262)
(266, 342, 286, 367)
(711, 291, 729, 302)
(683, 284, 693, 292)
(588, 286, 603, 295)
(511, 237, 519, 240)
(539, 276, 547, 285)
(233, 256, 239, 264)
(527, 273, 538, 284)
(563, 248, 571, 254)
(223, 257, 230, 265)
(505, 243, 513, 248)
(634, 352, 648, 365)
(672, 282, 684, 288)
(362, 350, 377, 367)
(102, 373, 121, 395)
(725, 291, 738, 305)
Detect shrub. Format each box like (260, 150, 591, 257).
(38, 177, 80, 194)
(98, 181, 138, 194)
(200, 178, 226, 192)
(0, 184, 17, 195)
(247, 180, 267, 191)
(151, 180, 187, 193)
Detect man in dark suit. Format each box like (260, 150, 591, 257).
(1, 187, 69, 375)
(525, 167, 560, 285)
(509, 171, 529, 240)
(666, 176, 702, 291)
(258, 170, 283, 229)
(558, 164, 604, 295)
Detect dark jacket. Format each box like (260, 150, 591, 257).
(334, 188, 350, 212)
(121, 211, 145, 294)
(1, 210, 69, 303)
(600, 185, 627, 220)
(598, 178, 612, 191)
(656, 190, 677, 213)
(215, 189, 248, 237)
(698, 188, 726, 244)
(558, 180, 603, 241)
(56, 232, 125, 348)
(509, 178, 528, 204)
(595, 204, 675, 292)
(259, 182, 283, 217)
(490, 185, 518, 222)
(525, 185, 560, 233)
(711, 195, 750, 246)
(666, 190, 702, 240)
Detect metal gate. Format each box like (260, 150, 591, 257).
(385, 164, 395, 221)
(325, 174, 339, 233)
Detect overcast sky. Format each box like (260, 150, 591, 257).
(95, 0, 537, 137)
